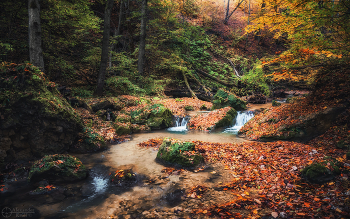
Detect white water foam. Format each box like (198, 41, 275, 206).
(224, 111, 254, 134)
(92, 176, 108, 194)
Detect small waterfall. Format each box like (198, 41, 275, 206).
(167, 116, 190, 132)
(224, 111, 254, 134)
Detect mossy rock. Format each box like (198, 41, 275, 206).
(28, 154, 87, 183)
(272, 100, 281, 106)
(0, 63, 82, 128)
(91, 99, 122, 112)
(0, 63, 83, 168)
(71, 127, 106, 153)
(156, 138, 204, 167)
(114, 122, 131, 135)
(215, 108, 237, 129)
(346, 151, 350, 160)
(336, 140, 349, 150)
(212, 89, 247, 110)
(301, 163, 334, 184)
(130, 108, 150, 124)
(116, 113, 131, 123)
(200, 104, 208, 110)
(184, 105, 194, 111)
(110, 169, 136, 186)
(147, 104, 173, 129)
(130, 124, 150, 133)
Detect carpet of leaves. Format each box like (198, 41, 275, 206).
(240, 97, 341, 140)
(155, 97, 212, 116)
(75, 108, 118, 142)
(188, 106, 232, 131)
(138, 138, 350, 218)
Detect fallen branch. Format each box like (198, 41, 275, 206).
(227, 58, 241, 78)
(191, 74, 213, 98)
(196, 69, 234, 87)
(182, 71, 198, 99)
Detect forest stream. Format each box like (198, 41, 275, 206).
(1, 111, 255, 219)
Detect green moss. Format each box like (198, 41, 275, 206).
(200, 104, 208, 110)
(156, 138, 204, 167)
(116, 113, 131, 123)
(74, 127, 106, 152)
(0, 62, 82, 127)
(336, 140, 349, 150)
(184, 105, 194, 111)
(212, 89, 247, 110)
(28, 154, 87, 182)
(114, 122, 131, 135)
(215, 108, 237, 128)
(272, 100, 281, 106)
(346, 151, 350, 160)
(147, 104, 173, 129)
(130, 108, 149, 124)
(301, 163, 331, 183)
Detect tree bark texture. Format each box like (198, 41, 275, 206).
(182, 71, 198, 99)
(224, 0, 244, 24)
(28, 0, 44, 72)
(95, 0, 114, 96)
(137, 0, 147, 75)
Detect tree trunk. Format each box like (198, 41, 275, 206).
(95, 0, 114, 96)
(182, 71, 198, 99)
(137, 0, 147, 75)
(224, 0, 244, 24)
(28, 0, 44, 72)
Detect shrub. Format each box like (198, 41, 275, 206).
(106, 76, 145, 96)
(212, 89, 247, 110)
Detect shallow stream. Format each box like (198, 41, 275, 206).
(1, 111, 255, 219)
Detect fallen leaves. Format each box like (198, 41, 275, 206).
(154, 97, 212, 116)
(137, 137, 350, 218)
(188, 106, 232, 130)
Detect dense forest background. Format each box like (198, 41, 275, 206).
(1, 0, 348, 99)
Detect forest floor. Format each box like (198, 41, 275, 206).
(73, 95, 350, 218)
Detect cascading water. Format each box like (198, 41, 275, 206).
(224, 111, 254, 134)
(167, 116, 190, 132)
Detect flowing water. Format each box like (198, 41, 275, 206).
(167, 116, 190, 132)
(1, 111, 255, 219)
(223, 111, 255, 134)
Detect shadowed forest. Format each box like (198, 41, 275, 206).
(1, 0, 350, 218)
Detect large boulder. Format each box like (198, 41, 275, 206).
(212, 89, 247, 110)
(0, 63, 83, 169)
(146, 104, 173, 129)
(156, 138, 204, 167)
(71, 127, 106, 153)
(127, 104, 172, 130)
(214, 108, 237, 129)
(28, 154, 87, 183)
(90, 98, 122, 112)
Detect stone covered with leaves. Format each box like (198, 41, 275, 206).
(28, 154, 87, 183)
(156, 138, 204, 167)
(0, 63, 83, 169)
(110, 169, 137, 186)
(212, 89, 247, 110)
(239, 98, 346, 141)
(301, 157, 343, 184)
